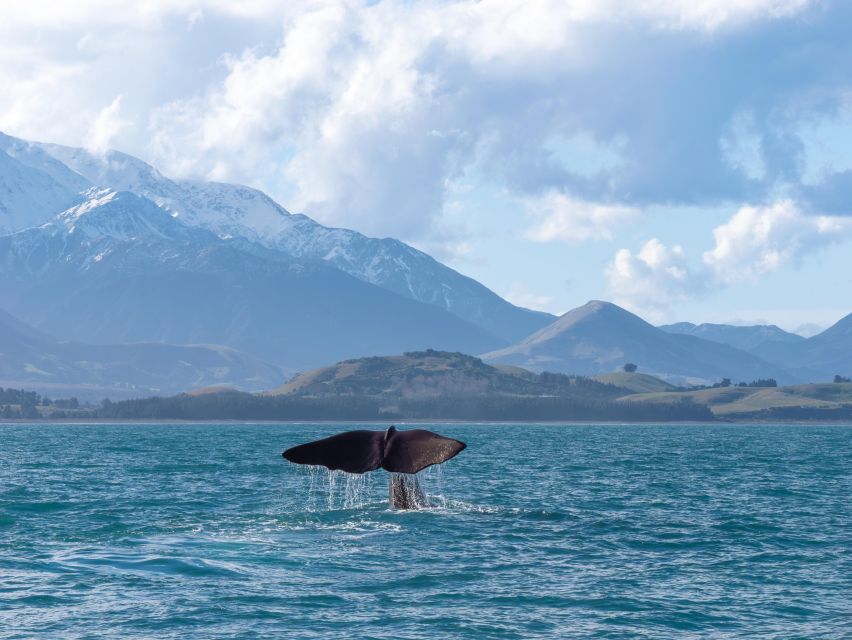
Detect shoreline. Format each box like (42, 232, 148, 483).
(2, 418, 852, 426)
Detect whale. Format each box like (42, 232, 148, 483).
(282, 425, 466, 509)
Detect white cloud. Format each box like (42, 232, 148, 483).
(141, 0, 825, 246)
(524, 191, 638, 243)
(0, 1, 295, 28)
(637, 0, 811, 30)
(607, 199, 852, 318)
(606, 238, 702, 317)
(703, 200, 852, 282)
(501, 285, 557, 314)
(87, 95, 128, 155)
(0, 0, 829, 251)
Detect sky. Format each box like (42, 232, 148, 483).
(2, 0, 852, 333)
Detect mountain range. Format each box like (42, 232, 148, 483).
(0, 133, 551, 344)
(0, 132, 555, 382)
(481, 301, 797, 385)
(1, 131, 850, 396)
(482, 301, 852, 384)
(0, 188, 503, 371)
(659, 318, 852, 382)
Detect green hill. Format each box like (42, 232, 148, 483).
(621, 382, 852, 418)
(269, 350, 624, 400)
(95, 350, 715, 422)
(594, 372, 676, 393)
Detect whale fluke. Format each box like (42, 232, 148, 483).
(381, 428, 466, 474)
(282, 426, 466, 475)
(282, 430, 385, 474)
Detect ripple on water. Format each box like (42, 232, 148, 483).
(0, 422, 850, 639)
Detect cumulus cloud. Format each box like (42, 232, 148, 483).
(524, 191, 638, 243)
(703, 200, 852, 282)
(606, 238, 702, 316)
(608, 199, 852, 317)
(3, 0, 852, 252)
(87, 95, 128, 155)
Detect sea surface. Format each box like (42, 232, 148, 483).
(1, 423, 850, 639)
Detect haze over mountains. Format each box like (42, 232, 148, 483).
(659, 318, 852, 382)
(0, 189, 502, 371)
(0, 132, 550, 395)
(482, 302, 852, 384)
(0, 133, 550, 344)
(0, 308, 282, 399)
(659, 322, 806, 363)
(1, 131, 850, 397)
(481, 301, 797, 385)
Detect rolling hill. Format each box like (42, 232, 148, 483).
(593, 372, 677, 393)
(266, 349, 618, 399)
(620, 382, 852, 419)
(92, 351, 714, 422)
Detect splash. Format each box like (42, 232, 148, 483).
(296, 464, 449, 511)
(298, 467, 378, 511)
(418, 463, 447, 508)
(342, 471, 374, 509)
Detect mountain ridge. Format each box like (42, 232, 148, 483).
(483, 300, 797, 385)
(659, 316, 852, 382)
(0, 190, 505, 370)
(0, 132, 553, 343)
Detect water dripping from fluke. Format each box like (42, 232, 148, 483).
(282, 426, 465, 510)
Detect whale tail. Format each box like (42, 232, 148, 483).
(282, 427, 466, 475)
(381, 428, 466, 474)
(282, 430, 385, 474)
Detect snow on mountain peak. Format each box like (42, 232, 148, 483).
(58, 188, 118, 224)
(0, 144, 85, 235)
(2, 133, 551, 342)
(52, 189, 180, 241)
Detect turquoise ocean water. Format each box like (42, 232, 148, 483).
(1, 423, 850, 638)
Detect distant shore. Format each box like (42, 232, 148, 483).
(3, 419, 852, 426)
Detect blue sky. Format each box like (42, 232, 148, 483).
(2, 0, 851, 332)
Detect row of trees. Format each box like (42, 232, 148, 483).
(1, 404, 39, 419)
(0, 387, 84, 420)
(621, 364, 780, 389)
(0, 387, 81, 408)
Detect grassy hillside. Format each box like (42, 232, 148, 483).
(268, 350, 624, 401)
(621, 382, 852, 418)
(594, 372, 676, 393)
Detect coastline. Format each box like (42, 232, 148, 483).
(3, 418, 852, 426)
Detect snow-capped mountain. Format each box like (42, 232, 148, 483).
(0, 189, 504, 369)
(0, 133, 552, 342)
(0, 147, 83, 236)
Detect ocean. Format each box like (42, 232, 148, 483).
(1, 423, 850, 638)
